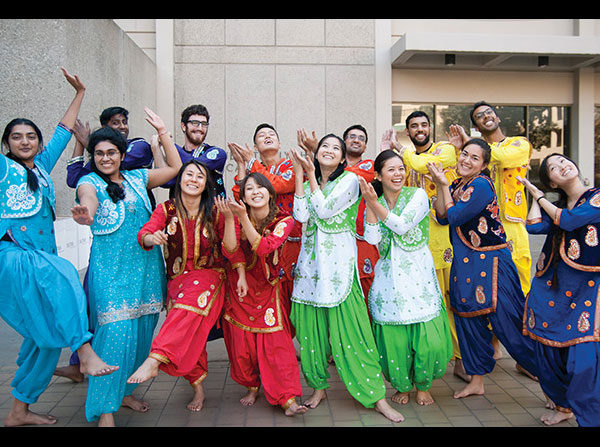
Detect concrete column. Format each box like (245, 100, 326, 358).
(155, 19, 175, 133)
(375, 19, 392, 152)
(573, 67, 595, 186)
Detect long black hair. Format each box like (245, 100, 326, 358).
(238, 172, 279, 235)
(313, 133, 347, 184)
(172, 160, 220, 260)
(1, 118, 44, 192)
(371, 149, 405, 197)
(86, 127, 128, 203)
(538, 153, 580, 289)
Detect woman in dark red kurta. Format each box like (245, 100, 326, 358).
(218, 172, 306, 416)
(127, 161, 244, 412)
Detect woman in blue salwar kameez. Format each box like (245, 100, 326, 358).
(427, 138, 540, 400)
(72, 108, 182, 426)
(519, 153, 600, 427)
(0, 68, 118, 426)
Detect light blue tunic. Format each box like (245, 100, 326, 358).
(0, 124, 93, 405)
(78, 169, 166, 422)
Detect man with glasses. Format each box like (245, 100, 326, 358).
(466, 102, 533, 298)
(342, 125, 379, 307)
(161, 104, 227, 198)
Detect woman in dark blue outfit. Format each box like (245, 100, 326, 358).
(427, 138, 539, 399)
(518, 153, 600, 427)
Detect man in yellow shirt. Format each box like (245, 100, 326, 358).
(466, 102, 533, 297)
(381, 111, 469, 382)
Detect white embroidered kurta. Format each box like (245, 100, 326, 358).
(291, 171, 360, 308)
(365, 187, 443, 325)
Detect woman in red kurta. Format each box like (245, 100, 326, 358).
(218, 172, 306, 416)
(127, 161, 245, 412)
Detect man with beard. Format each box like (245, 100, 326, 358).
(381, 111, 470, 382)
(467, 102, 532, 297)
(161, 104, 227, 198)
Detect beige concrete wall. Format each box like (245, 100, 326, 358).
(172, 18, 379, 192)
(0, 18, 157, 218)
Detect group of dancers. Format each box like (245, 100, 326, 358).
(1, 68, 599, 427)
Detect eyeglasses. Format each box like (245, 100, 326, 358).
(187, 120, 209, 128)
(473, 108, 495, 120)
(347, 134, 366, 142)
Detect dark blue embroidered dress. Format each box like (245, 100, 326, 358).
(525, 187, 600, 426)
(438, 175, 538, 377)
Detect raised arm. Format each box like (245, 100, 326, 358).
(144, 108, 183, 189)
(58, 67, 86, 130)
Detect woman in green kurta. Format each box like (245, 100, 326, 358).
(360, 150, 452, 406)
(289, 134, 404, 423)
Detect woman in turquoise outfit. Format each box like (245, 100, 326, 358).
(0, 68, 118, 427)
(72, 108, 182, 427)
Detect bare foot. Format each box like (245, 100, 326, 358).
(541, 410, 574, 426)
(492, 336, 503, 360)
(127, 357, 160, 384)
(416, 390, 435, 406)
(98, 413, 115, 427)
(515, 363, 538, 381)
(284, 400, 308, 416)
(54, 364, 85, 383)
(240, 388, 259, 406)
(454, 375, 485, 399)
(4, 400, 57, 427)
(543, 392, 556, 410)
(304, 389, 327, 409)
(187, 383, 205, 412)
(375, 399, 404, 423)
(453, 358, 472, 383)
(391, 391, 409, 404)
(122, 395, 150, 412)
(77, 343, 119, 377)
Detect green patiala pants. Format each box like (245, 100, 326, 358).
(290, 275, 386, 408)
(373, 307, 452, 393)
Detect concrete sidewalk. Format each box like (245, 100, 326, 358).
(0, 327, 578, 428)
(0, 234, 579, 427)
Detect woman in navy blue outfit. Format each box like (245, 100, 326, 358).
(427, 138, 539, 400)
(518, 153, 600, 427)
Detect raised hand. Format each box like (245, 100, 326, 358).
(215, 196, 234, 219)
(71, 204, 94, 226)
(516, 175, 543, 200)
(61, 67, 86, 94)
(144, 107, 168, 135)
(446, 124, 469, 149)
(358, 176, 378, 205)
(297, 128, 318, 154)
(426, 162, 449, 187)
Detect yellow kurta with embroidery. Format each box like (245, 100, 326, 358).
(488, 136, 532, 261)
(403, 141, 458, 271)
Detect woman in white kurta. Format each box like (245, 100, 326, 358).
(360, 149, 452, 406)
(289, 134, 403, 423)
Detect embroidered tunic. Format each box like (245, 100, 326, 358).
(291, 171, 360, 308)
(365, 187, 443, 325)
(77, 169, 165, 327)
(524, 188, 600, 347)
(224, 211, 295, 333)
(438, 175, 512, 317)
